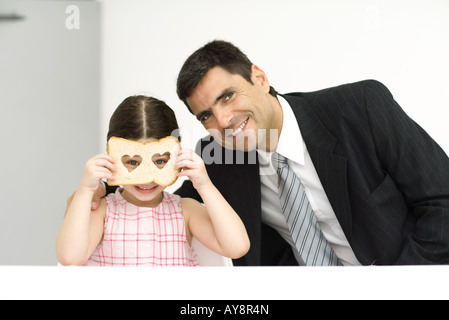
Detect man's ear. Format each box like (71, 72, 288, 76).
(251, 65, 271, 94)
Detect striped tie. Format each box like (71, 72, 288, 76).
(274, 153, 341, 266)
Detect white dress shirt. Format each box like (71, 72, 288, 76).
(258, 96, 361, 266)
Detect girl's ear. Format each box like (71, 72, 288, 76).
(251, 65, 271, 94)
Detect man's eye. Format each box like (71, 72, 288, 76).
(224, 92, 233, 101)
(128, 160, 140, 166)
(201, 113, 212, 122)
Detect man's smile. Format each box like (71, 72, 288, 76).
(229, 117, 249, 138)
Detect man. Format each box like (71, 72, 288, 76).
(173, 40, 449, 266)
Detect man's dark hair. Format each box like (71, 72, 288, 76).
(176, 40, 277, 113)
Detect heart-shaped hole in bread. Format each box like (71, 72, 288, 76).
(121, 155, 143, 173)
(152, 152, 171, 170)
(107, 136, 181, 187)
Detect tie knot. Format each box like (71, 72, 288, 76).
(273, 153, 289, 169)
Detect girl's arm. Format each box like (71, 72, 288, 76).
(56, 154, 116, 265)
(177, 150, 250, 259)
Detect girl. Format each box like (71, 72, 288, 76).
(56, 96, 250, 266)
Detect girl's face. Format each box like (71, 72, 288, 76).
(120, 138, 168, 208)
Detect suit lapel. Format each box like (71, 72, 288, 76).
(281, 94, 353, 243)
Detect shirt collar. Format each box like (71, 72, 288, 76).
(276, 95, 305, 166)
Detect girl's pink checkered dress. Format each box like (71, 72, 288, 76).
(85, 189, 199, 267)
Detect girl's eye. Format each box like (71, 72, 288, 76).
(121, 155, 142, 173)
(152, 152, 170, 168)
(154, 159, 168, 169)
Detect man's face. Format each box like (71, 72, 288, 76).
(186, 66, 282, 152)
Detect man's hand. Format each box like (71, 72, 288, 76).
(64, 181, 107, 216)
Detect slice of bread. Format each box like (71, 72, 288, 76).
(107, 136, 181, 187)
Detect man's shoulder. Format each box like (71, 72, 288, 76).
(283, 79, 388, 101)
(282, 79, 393, 116)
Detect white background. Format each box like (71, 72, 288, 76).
(2, 265, 449, 300)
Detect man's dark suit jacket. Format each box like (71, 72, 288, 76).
(175, 80, 449, 266)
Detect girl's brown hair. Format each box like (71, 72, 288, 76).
(107, 96, 181, 142)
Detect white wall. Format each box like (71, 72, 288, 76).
(0, 0, 100, 265)
(99, 0, 449, 192)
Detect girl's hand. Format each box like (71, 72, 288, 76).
(176, 149, 212, 192)
(80, 154, 116, 193)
